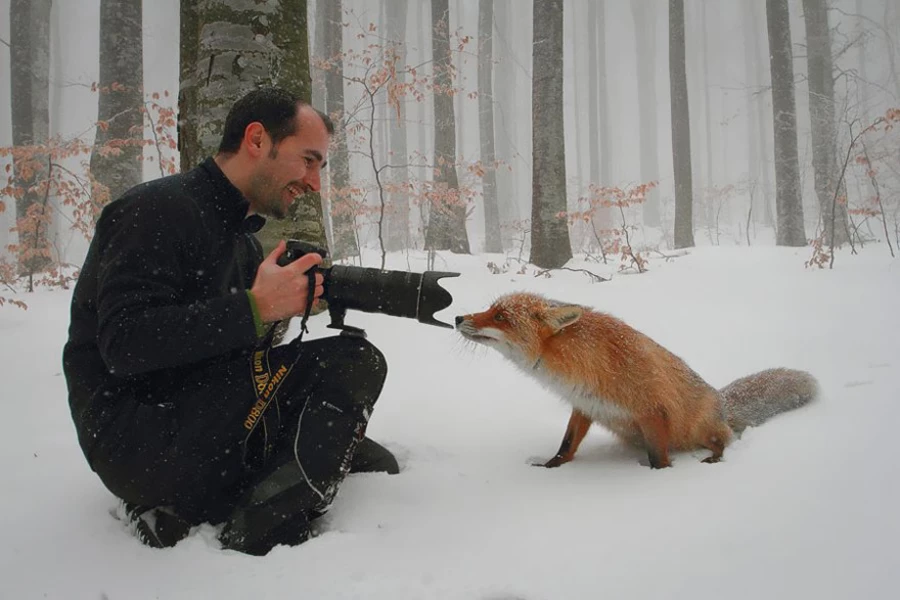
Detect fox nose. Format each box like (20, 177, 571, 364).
(454, 315, 464, 327)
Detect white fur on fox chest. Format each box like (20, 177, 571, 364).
(502, 348, 629, 426)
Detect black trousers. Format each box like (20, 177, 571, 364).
(91, 334, 393, 546)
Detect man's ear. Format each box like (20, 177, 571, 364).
(545, 305, 583, 333)
(244, 122, 267, 157)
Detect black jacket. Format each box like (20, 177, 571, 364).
(63, 158, 265, 464)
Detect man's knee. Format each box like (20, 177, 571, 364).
(311, 335, 388, 395)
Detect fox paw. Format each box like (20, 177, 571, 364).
(701, 456, 722, 464)
(533, 456, 567, 468)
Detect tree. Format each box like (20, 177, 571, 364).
(478, 0, 501, 253)
(530, 0, 571, 268)
(425, 0, 470, 253)
(177, 1, 200, 173)
(766, 0, 807, 246)
(384, 0, 411, 252)
(320, 0, 358, 260)
(492, 0, 521, 248)
(178, 0, 328, 256)
(747, 1, 776, 228)
(587, 0, 611, 235)
(90, 0, 144, 207)
(802, 0, 851, 246)
(669, 0, 695, 249)
(630, 1, 661, 227)
(9, 0, 52, 272)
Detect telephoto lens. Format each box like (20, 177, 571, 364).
(278, 240, 459, 328)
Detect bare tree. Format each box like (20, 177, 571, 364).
(700, 0, 714, 227)
(322, 0, 358, 260)
(91, 0, 144, 206)
(802, 0, 851, 246)
(425, 0, 470, 253)
(9, 0, 52, 270)
(177, 0, 200, 172)
(748, 0, 776, 228)
(530, 0, 571, 268)
(384, 0, 410, 252)
(766, 0, 807, 246)
(669, 0, 695, 249)
(586, 0, 611, 234)
(630, 0, 661, 227)
(478, 0, 501, 253)
(492, 0, 521, 248)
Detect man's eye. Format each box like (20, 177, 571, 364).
(304, 157, 314, 166)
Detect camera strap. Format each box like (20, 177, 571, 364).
(241, 270, 319, 465)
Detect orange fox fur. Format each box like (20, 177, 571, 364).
(455, 292, 818, 469)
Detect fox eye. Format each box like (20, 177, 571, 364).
(494, 313, 506, 322)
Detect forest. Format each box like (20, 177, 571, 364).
(1, 0, 898, 298)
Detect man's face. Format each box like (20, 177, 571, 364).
(248, 105, 330, 219)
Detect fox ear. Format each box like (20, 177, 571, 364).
(545, 305, 583, 333)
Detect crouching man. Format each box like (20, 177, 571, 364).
(63, 87, 398, 555)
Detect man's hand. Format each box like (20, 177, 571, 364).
(250, 240, 325, 323)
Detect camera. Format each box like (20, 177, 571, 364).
(277, 240, 459, 334)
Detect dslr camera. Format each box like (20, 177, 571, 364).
(277, 240, 459, 335)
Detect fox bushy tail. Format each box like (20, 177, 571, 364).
(719, 368, 819, 435)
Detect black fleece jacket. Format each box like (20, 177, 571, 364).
(63, 158, 265, 463)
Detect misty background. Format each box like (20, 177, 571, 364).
(1, 0, 897, 268)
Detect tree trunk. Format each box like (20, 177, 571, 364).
(742, 0, 760, 231)
(322, 0, 358, 260)
(478, 0, 501, 253)
(311, 0, 326, 113)
(766, 0, 807, 246)
(530, 0, 571, 268)
(587, 0, 611, 235)
(802, 0, 850, 246)
(385, 0, 410, 252)
(669, 0, 694, 249)
(9, 0, 52, 272)
(748, 0, 775, 227)
(700, 0, 714, 228)
(492, 0, 520, 248)
(91, 0, 144, 208)
(309, 0, 332, 255)
(177, 0, 328, 257)
(178, 0, 200, 172)
(425, 0, 470, 253)
(631, 0, 660, 227)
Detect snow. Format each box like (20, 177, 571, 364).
(1, 244, 899, 600)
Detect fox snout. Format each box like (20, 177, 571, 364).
(454, 315, 465, 327)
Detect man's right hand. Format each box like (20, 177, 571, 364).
(250, 240, 325, 323)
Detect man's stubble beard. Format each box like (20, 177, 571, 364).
(248, 171, 288, 220)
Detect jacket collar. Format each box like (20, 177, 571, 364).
(198, 157, 266, 234)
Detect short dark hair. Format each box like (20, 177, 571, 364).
(217, 87, 334, 154)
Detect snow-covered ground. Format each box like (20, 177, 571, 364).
(1, 244, 898, 600)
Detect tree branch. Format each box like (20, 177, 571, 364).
(533, 266, 609, 283)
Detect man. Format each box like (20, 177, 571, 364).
(63, 87, 398, 556)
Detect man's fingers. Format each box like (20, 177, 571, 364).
(263, 239, 287, 265)
(285, 252, 323, 274)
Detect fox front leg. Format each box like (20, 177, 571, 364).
(536, 409, 592, 468)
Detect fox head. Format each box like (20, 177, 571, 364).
(455, 292, 584, 365)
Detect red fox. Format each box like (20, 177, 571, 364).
(455, 292, 818, 469)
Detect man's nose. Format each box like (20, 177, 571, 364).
(303, 169, 321, 193)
